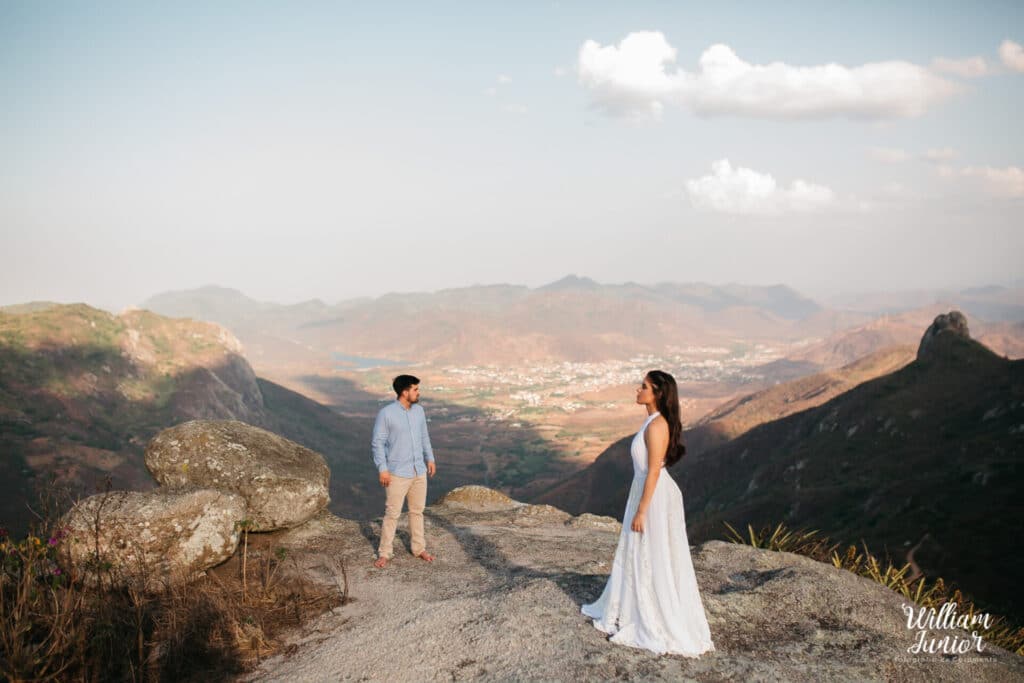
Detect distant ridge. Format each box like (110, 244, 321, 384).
(140, 277, 835, 365)
(1, 301, 69, 314)
(138, 279, 1023, 368)
(537, 274, 602, 291)
(821, 285, 1024, 321)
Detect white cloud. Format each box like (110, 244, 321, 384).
(999, 40, 1024, 72)
(576, 31, 679, 120)
(685, 159, 837, 214)
(959, 165, 1024, 198)
(931, 56, 989, 78)
(483, 75, 512, 98)
(869, 147, 911, 164)
(878, 182, 916, 200)
(576, 32, 960, 120)
(923, 147, 957, 162)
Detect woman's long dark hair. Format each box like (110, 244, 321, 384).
(646, 370, 686, 467)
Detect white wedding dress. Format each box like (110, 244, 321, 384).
(581, 411, 715, 657)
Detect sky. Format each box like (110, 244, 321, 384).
(2, 1, 1023, 311)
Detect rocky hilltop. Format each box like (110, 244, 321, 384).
(237, 486, 1022, 682)
(0, 304, 379, 533)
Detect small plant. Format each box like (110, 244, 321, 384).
(0, 526, 84, 682)
(723, 520, 838, 559)
(723, 521, 1024, 656)
(235, 518, 256, 603)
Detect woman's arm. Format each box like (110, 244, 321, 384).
(632, 417, 668, 533)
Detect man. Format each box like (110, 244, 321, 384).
(371, 374, 437, 568)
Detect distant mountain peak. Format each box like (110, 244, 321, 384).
(538, 274, 601, 291)
(916, 310, 972, 362)
(196, 284, 245, 294)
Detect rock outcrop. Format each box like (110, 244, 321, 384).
(436, 485, 521, 510)
(567, 512, 622, 533)
(56, 419, 335, 586)
(145, 419, 330, 531)
(917, 310, 971, 361)
(60, 488, 246, 588)
(244, 488, 1024, 682)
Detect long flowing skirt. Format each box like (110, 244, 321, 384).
(581, 473, 715, 656)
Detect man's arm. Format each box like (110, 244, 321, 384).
(419, 406, 437, 477)
(371, 408, 390, 474)
(420, 407, 435, 463)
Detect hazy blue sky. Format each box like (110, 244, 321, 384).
(2, 1, 1022, 310)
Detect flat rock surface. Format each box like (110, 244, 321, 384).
(244, 502, 1024, 682)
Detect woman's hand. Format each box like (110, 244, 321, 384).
(631, 510, 646, 533)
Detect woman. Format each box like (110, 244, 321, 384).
(581, 370, 715, 657)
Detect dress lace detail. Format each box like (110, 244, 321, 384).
(581, 412, 716, 657)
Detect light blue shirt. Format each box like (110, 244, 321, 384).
(371, 400, 435, 477)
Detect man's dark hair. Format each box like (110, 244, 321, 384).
(393, 374, 420, 397)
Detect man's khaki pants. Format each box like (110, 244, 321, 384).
(378, 473, 427, 559)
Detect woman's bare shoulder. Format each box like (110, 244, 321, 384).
(647, 414, 669, 435)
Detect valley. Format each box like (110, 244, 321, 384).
(261, 341, 806, 501)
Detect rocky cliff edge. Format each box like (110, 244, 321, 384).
(240, 486, 1023, 682)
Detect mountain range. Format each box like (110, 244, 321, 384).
(138, 281, 1024, 400)
(140, 279, 852, 368)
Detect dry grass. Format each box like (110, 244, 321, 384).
(0, 483, 345, 682)
(723, 521, 1024, 656)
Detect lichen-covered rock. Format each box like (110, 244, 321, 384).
(145, 419, 330, 531)
(513, 504, 572, 526)
(59, 488, 245, 588)
(435, 485, 522, 511)
(567, 512, 622, 533)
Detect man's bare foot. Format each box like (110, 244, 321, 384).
(416, 551, 435, 563)
(374, 556, 390, 568)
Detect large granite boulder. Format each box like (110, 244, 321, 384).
(59, 488, 245, 588)
(145, 419, 330, 531)
(435, 485, 521, 510)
